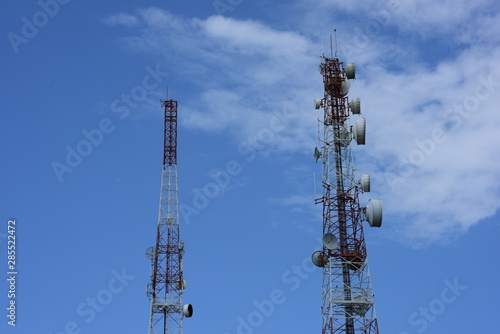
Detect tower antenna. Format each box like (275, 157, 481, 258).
(146, 93, 194, 334)
(311, 41, 383, 334)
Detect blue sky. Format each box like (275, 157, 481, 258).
(2, 0, 500, 333)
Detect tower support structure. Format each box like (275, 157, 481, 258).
(313, 56, 382, 334)
(147, 98, 193, 334)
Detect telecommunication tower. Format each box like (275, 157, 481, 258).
(311, 45, 383, 334)
(146, 96, 193, 334)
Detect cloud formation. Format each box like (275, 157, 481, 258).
(102, 13, 139, 27)
(103, 3, 500, 246)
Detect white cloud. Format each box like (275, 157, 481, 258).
(113, 9, 320, 153)
(354, 45, 500, 245)
(102, 13, 139, 27)
(386, 0, 493, 35)
(457, 10, 500, 45)
(105, 4, 500, 246)
(198, 15, 310, 57)
(139, 7, 186, 32)
(302, 0, 494, 36)
(273, 194, 312, 211)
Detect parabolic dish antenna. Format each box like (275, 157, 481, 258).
(176, 278, 188, 290)
(349, 98, 361, 115)
(312, 251, 328, 267)
(314, 98, 322, 109)
(322, 232, 339, 250)
(341, 79, 351, 96)
(314, 147, 322, 163)
(360, 174, 370, 192)
(183, 304, 193, 318)
(346, 63, 356, 79)
(145, 247, 156, 260)
(353, 118, 366, 145)
(365, 199, 383, 227)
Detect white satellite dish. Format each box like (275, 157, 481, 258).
(353, 118, 366, 145)
(314, 99, 322, 109)
(314, 147, 322, 163)
(346, 63, 356, 79)
(365, 199, 383, 227)
(145, 247, 156, 260)
(183, 304, 193, 318)
(322, 233, 338, 250)
(349, 98, 361, 115)
(360, 174, 370, 192)
(177, 278, 188, 290)
(312, 251, 327, 267)
(341, 79, 351, 96)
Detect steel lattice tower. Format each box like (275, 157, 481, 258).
(147, 97, 193, 334)
(312, 55, 383, 334)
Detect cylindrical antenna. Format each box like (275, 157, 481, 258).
(330, 35, 333, 58)
(334, 29, 338, 57)
(317, 118, 321, 142)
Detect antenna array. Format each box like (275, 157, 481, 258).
(312, 51, 383, 334)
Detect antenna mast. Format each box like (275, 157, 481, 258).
(312, 46, 383, 334)
(147, 95, 193, 334)
(333, 29, 338, 57)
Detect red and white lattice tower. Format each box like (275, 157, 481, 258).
(146, 96, 193, 334)
(312, 53, 383, 334)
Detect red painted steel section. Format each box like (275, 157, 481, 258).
(162, 99, 177, 167)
